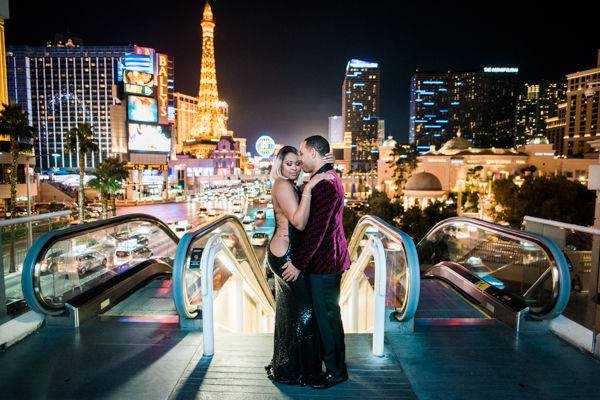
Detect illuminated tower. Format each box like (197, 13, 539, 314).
(190, 1, 228, 140)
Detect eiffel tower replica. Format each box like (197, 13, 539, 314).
(183, 1, 231, 159)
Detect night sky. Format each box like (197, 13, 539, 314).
(6, 0, 600, 150)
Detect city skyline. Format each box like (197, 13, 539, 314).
(4, 0, 600, 148)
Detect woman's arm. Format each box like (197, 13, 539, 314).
(276, 175, 332, 231)
(275, 180, 312, 231)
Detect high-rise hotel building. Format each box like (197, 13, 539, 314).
(410, 67, 519, 151)
(7, 38, 133, 170)
(409, 72, 455, 152)
(515, 82, 566, 146)
(563, 52, 600, 156)
(342, 59, 381, 171)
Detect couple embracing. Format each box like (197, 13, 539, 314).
(264, 135, 350, 389)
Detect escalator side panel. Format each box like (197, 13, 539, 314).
(48, 260, 172, 327)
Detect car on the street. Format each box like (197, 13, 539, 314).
(254, 210, 266, 220)
(242, 218, 254, 232)
(207, 209, 218, 217)
(115, 241, 153, 265)
(251, 232, 269, 246)
(128, 234, 149, 246)
(231, 202, 243, 213)
(170, 220, 193, 238)
(130, 246, 153, 262)
(74, 251, 107, 276)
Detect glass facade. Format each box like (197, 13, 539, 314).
(409, 73, 454, 152)
(342, 59, 380, 171)
(410, 68, 519, 151)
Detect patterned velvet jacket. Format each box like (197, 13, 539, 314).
(291, 164, 351, 274)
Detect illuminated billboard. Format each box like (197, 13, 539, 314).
(128, 123, 171, 153)
(127, 96, 158, 123)
(124, 52, 154, 74)
(123, 70, 154, 97)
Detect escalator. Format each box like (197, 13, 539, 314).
(22, 214, 180, 326)
(415, 217, 571, 330)
(21, 213, 276, 334)
(341, 215, 571, 334)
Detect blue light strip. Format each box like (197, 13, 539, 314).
(423, 80, 444, 84)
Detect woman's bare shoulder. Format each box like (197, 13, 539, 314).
(272, 178, 294, 193)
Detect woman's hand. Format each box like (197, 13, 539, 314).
(306, 172, 335, 192)
(323, 152, 335, 164)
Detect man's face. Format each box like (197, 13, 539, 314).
(299, 141, 313, 173)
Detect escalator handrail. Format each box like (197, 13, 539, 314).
(22, 213, 180, 315)
(345, 215, 420, 322)
(418, 216, 571, 320)
(173, 214, 275, 320)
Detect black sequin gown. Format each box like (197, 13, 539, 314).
(266, 187, 321, 385)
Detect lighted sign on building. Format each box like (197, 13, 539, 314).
(123, 70, 154, 96)
(156, 53, 169, 124)
(483, 67, 519, 73)
(127, 96, 158, 123)
(255, 135, 276, 158)
(128, 123, 171, 153)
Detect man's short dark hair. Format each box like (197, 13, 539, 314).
(304, 135, 330, 156)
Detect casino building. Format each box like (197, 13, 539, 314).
(109, 46, 176, 200)
(7, 37, 133, 171)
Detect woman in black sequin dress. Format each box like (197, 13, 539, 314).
(265, 146, 334, 386)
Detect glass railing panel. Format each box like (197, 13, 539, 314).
(344, 216, 419, 326)
(174, 217, 274, 328)
(27, 215, 178, 313)
(524, 217, 599, 332)
(418, 218, 564, 316)
(349, 226, 411, 312)
(0, 211, 71, 324)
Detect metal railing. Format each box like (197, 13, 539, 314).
(341, 215, 420, 356)
(173, 215, 275, 356)
(0, 211, 71, 323)
(524, 215, 600, 353)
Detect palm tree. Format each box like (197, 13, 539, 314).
(0, 103, 35, 273)
(88, 157, 128, 219)
(64, 123, 99, 222)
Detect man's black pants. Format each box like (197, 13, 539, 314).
(309, 273, 346, 377)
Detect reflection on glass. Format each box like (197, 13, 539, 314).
(349, 223, 412, 317)
(1, 215, 71, 323)
(524, 221, 597, 330)
(418, 221, 554, 311)
(35, 220, 177, 308)
(181, 220, 272, 332)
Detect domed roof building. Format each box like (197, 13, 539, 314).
(405, 172, 442, 191)
(403, 172, 446, 209)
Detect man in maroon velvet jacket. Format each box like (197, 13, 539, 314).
(282, 135, 351, 389)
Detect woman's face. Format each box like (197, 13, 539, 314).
(281, 152, 301, 180)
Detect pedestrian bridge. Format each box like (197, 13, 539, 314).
(2, 213, 600, 399)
